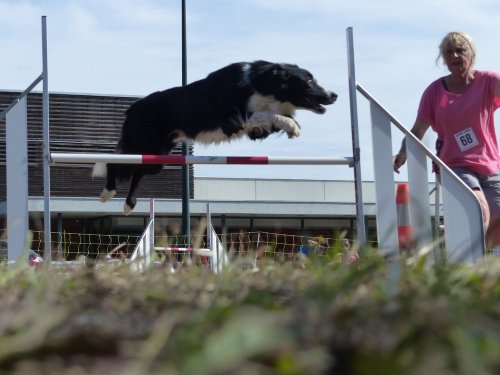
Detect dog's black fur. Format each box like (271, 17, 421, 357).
(93, 60, 337, 214)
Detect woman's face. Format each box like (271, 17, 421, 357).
(442, 41, 474, 75)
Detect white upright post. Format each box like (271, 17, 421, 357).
(440, 169, 485, 262)
(406, 137, 433, 253)
(206, 203, 216, 271)
(370, 103, 399, 257)
(6, 97, 29, 261)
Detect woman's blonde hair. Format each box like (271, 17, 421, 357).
(436, 31, 476, 67)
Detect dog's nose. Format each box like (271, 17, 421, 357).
(329, 91, 338, 103)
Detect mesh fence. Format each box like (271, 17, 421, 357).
(27, 230, 365, 261)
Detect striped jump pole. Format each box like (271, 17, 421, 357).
(50, 152, 355, 166)
(154, 247, 212, 256)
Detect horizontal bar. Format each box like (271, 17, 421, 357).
(154, 247, 212, 256)
(50, 152, 354, 166)
(155, 247, 196, 252)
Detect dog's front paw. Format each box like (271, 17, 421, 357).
(287, 124, 300, 138)
(271, 114, 300, 139)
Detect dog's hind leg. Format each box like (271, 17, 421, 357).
(100, 164, 117, 202)
(123, 171, 144, 215)
(123, 165, 163, 215)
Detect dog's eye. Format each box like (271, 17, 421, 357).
(307, 79, 315, 86)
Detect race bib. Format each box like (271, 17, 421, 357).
(454, 127, 479, 152)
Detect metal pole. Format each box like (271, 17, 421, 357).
(181, 0, 191, 246)
(56, 213, 62, 259)
(346, 27, 367, 249)
(42, 16, 52, 260)
(206, 203, 211, 248)
(206, 203, 213, 270)
(150, 198, 155, 252)
(221, 214, 227, 260)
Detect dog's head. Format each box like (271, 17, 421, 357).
(248, 61, 337, 114)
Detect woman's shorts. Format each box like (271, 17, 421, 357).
(451, 167, 500, 215)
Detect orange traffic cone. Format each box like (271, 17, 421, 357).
(396, 183, 413, 251)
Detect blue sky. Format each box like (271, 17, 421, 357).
(1, 0, 499, 181)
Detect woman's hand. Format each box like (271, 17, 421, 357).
(393, 151, 407, 173)
(393, 119, 429, 173)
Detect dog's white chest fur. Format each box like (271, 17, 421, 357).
(192, 128, 248, 144)
(247, 93, 296, 115)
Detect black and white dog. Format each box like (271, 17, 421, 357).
(92, 60, 337, 214)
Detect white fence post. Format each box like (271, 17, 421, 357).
(130, 220, 153, 272)
(440, 168, 485, 262)
(6, 97, 29, 261)
(210, 225, 228, 273)
(370, 102, 399, 258)
(406, 137, 433, 253)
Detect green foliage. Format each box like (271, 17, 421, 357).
(0, 252, 498, 374)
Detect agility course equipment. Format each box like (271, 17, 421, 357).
(2, 19, 486, 264)
(1, 16, 50, 261)
(129, 200, 228, 273)
(356, 81, 485, 262)
(396, 183, 413, 250)
(50, 153, 354, 166)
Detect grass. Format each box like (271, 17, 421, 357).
(0, 250, 499, 375)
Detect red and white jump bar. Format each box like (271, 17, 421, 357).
(50, 152, 354, 166)
(154, 247, 212, 257)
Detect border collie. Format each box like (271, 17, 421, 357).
(92, 60, 337, 215)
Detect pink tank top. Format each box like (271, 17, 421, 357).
(417, 70, 500, 175)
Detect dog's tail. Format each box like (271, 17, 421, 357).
(91, 162, 107, 178)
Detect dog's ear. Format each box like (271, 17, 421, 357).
(271, 64, 290, 80)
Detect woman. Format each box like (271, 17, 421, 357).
(393, 32, 500, 248)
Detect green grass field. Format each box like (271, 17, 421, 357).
(0, 250, 499, 375)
